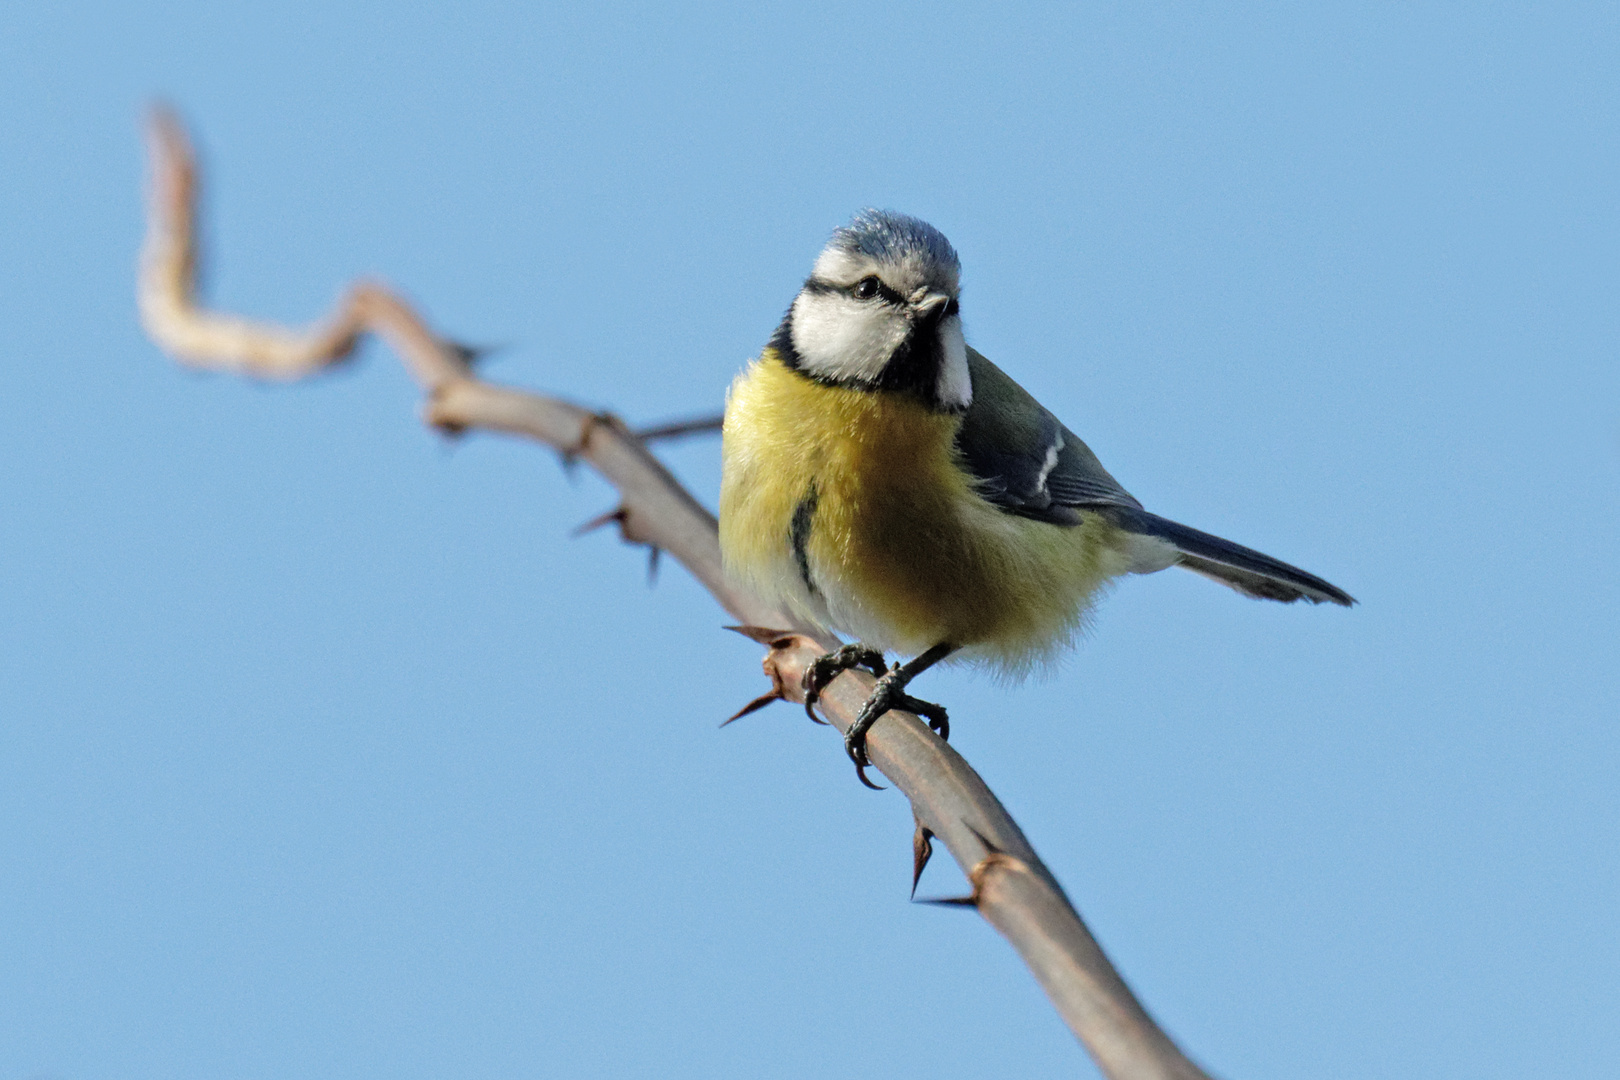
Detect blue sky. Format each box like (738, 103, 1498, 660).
(2, 3, 1617, 1078)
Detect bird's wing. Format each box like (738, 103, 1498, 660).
(956, 348, 1355, 606)
(955, 347, 1142, 524)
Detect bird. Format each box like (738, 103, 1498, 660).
(719, 210, 1353, 787)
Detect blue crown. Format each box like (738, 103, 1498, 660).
(830, 210, 960, 274)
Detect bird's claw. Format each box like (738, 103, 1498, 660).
(906, 693, 949, 742)
(843, 672, 949, 790)
(802, 644, 886, 725)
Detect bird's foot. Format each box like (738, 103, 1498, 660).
(801, 643, 886, 726)
(844, 666, 950, 790)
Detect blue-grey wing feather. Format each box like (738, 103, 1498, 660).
(956, 347, 1355, 607)
(955, 348, 1140, 523)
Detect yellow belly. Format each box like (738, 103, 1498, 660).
(719, 351, 1133, 676)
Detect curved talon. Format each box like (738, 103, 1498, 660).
(802, 644, 886, 726)
(843, 728, 885, 789)
(841, 666, 951, 788)
(804, 641, 957, 789)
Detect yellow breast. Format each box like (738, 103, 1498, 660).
(720, 351, 1132, 675)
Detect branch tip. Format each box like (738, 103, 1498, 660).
(145, 102, 194, 178)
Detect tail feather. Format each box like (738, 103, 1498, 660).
(1103, 507, 1355, 607)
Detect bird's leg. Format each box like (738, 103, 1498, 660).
(802, 643, 887, 725)
(845, 642, 957, 790)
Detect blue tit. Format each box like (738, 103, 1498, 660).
(720, 209, 1353, 787)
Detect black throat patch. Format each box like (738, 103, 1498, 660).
(871, 307, 948, 402)
(771, 307, 959, 414)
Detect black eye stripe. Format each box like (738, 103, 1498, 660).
(801, 277, 948, 309)
(851, 278, 907, 305)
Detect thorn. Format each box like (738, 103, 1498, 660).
(446, 340, 483, 366)
(646, 545, 661, 585)
(911, 819, 935, 899)
(721, 627, 808, 729)
(573, 506, 627, 537)
(443, 339, 504, 368)
(913, 822, 1024, 908)
(721, 690, 783, 726)
(633, 413, 725, 444)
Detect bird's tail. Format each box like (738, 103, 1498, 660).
(1102, 506, 1355, 607)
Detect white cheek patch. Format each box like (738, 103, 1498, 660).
(790, 292, 910, 384)
(934, 317, 972, 410)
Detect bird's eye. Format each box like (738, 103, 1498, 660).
(853, 277, 881, 300)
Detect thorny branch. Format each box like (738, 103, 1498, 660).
(138, 106, 1219, 1080)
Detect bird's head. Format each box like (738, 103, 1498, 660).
(774, 210, 970, 412)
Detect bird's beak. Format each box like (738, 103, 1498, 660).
(912, 290, 952, 319)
